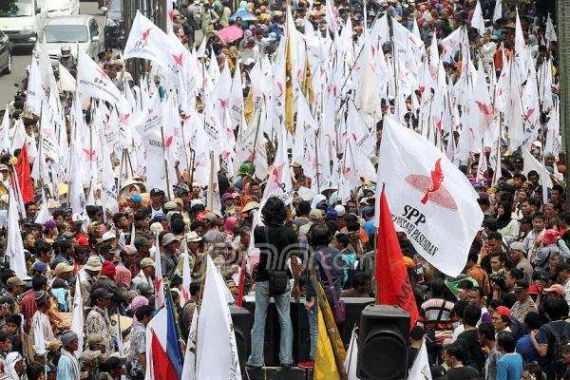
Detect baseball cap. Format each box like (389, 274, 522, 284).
(102, 231, 117, 242)
(140, 258, 155, 268)
(6, 277, 25, 288)
(150, 188, 165, 197)
(309, 209, 323, 222)
(509, 242, 527, 254)
(54, 263, 74, 277)
(161, 233, 179, 246)
(84, 256, 103, 271)
(495, 306, 512, 320)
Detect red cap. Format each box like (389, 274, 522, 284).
(101, 261, 116, 278)
(528, 284, 540, 295)
(77, 236, 89, 247)
(495, 306, 512, 319)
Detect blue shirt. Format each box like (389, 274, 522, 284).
(516, 334, 539, 363)
(496, 353, 523, 380)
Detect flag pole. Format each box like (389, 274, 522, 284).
(160, 123, 172, 201)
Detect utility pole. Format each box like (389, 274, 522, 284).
(558, 1, 570, 199)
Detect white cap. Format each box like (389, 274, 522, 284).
(334, 205, 346, 217)
(102, 231, 117, 242)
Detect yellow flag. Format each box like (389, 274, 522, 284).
(284, 5, 295, 134)
(244, 87, 254, 124)
(313, 304, 341, 380)
(302, 54, 315, 105)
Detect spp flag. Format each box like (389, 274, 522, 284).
(377, 116, 483, 277)
(376, 188, 419, 328)
(14, 144, 34, 203)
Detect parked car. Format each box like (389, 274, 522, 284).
(0, 31, 12, 75)
(40, 15, 101, 59)
(104, 0, 125, 49)
(0, 0, 46, 50)
(43, 0, 80, 17)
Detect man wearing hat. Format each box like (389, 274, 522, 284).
(85, 288, 113, 356)
(509, 242, 533, 283)
(299, 209, 323, 236)
(30, 290, 56, 354)
(79, 256, 103, 307)
(148, 188, 166, 218)
(510, 280, 537, 322)
(5, 277, 25, 300)
(80, 348, 102, 379)
(132, 258, 155, 295)
(161, 233, 181, 279)
(57, 330, 80, 379)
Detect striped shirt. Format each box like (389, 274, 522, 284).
(418, 298, 455, 331)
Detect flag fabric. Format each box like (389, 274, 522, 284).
(33, 314, 46, 356)
(343, 328, 359, 380)
(6, 188, 28, 279)
(493, 0, 503, 22)
(471, 1, 486, 35)
(314, 302, 341, 380)
(70, 276, 84, 357)
(144, 295, 183, 380)
(377, 116, 484, 277)
(545, 13, 557, 43)
(180, 245, 192, 307)
(181, 309, 198, 380)
(15, 144, 34, 203)
(522, 147, 552, 205)
(376, 188, 419, 328)
(408, 341, 432, 380)
(195, 255, 241, 380)
(153, 233, 166, 310)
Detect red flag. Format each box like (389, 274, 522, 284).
(15, 144, 34, 203)
(235, 254, 247, 307)
(376, 187, 419, 328)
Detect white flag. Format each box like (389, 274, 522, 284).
(195, 255, 241, 380)
(180, 245, 192, 307)
(70, 276, 84, 357)
(181, 309, 198, 380)
(77, 49, 128, 113)
(6, 189, 27, 279)
(377, 116, 484, 277)
(493, 0, 503, 22)
(343, 328, 359, 380)
(408, 341, 432, 380)
(153, 233, 165, 309)
(522, 147, 552, 205)
(33, 315, 46, 356)
(545, 13, 557, 43)
(471, 1, 486, 35)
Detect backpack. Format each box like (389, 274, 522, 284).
(543, 322, 570, 378)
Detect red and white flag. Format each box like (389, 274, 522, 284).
(377, 116, 483, 277)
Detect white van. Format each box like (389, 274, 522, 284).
(0, 0, 46, 50)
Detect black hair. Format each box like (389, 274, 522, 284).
(452, 300, 469, 319)
(171, 218, 186, 235)
(297, 200, 311, 216)
(430, 279, 447, 298)
(335, 233, 350, 248)
(488, 231, 503, 242)
(32, 276, 47, 291)
(261, 197, 287, 226)
(463, 304, 482, 327)
(5, 314, 21, 327)
(477, 322, 495, 341)
(352, 272, 371, 288)
(135, 305, 155, 321)
(523, 311, 541, 330)
(543, 296, 570, 321)
(497, 331, 516, 353)
(309, 224, 332, 247)
(35, 240, 52, 254)
(445, 342, 465, 362)
(26, 362, 45, 380)
(112, 212, 127, 227)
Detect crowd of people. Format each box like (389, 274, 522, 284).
(0, 0, 565, 378)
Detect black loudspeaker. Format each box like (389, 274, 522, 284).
(291, 301, 311, 362)
(357, 305, 410, 380)
(229, 304, 252, 372)
(340, 297, 375, 345)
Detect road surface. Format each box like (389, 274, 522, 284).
(0, 1, 106, 108)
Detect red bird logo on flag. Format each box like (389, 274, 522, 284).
(524, 108, 535, 120)
(164, 136, 173, 148)
(475, 101, 493, 116)
(96, 67, 109, 80)
(405, 158, 458, 211)
(172, 53, 184, 66)
(141, 28, 151, 43)
(118, 113, 130, 124)
(83, 148, 97, 161)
